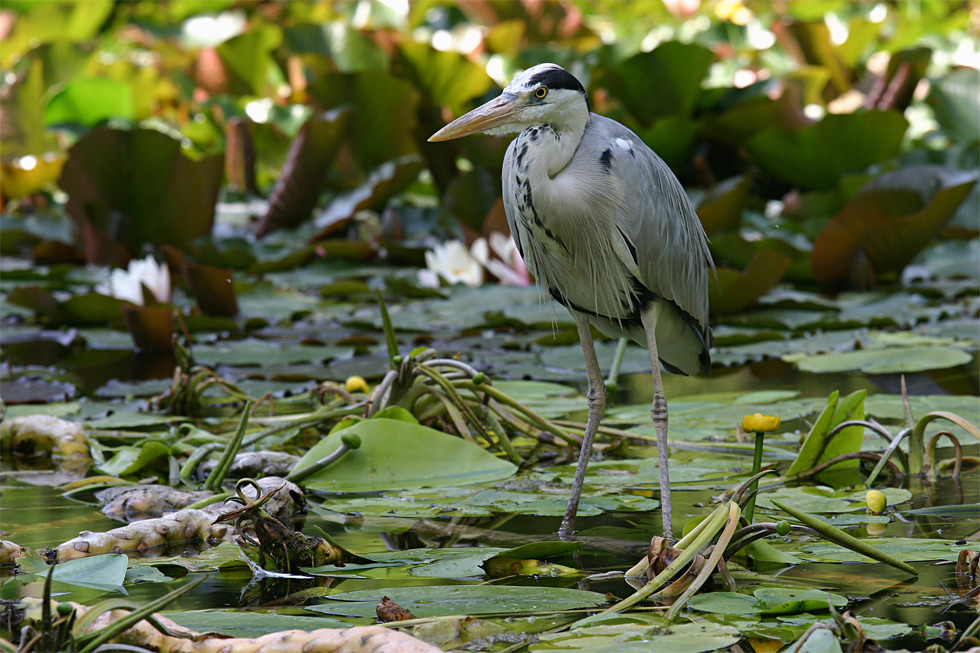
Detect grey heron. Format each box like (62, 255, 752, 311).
(429, 63, 712, 540)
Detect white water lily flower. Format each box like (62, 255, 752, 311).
(418, 239, 485, 288)
(97, 255, 171, 306)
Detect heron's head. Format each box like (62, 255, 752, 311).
(429, 63, 589, 142)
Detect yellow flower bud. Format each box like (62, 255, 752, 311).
(344, 376, 369, 393)
(741, 413, 780, 433)
(866, 490, 887, 515)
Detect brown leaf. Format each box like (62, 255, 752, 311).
(377, 595, 416, 623)
(255, 109, 350, 237)
(811, 166, 977, 284)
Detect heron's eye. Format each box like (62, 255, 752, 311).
(534, 87, 548, 99)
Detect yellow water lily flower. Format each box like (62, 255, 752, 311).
(866, 489, 887, 515)
(345, 376, 370, 393)
(741, 413, 780, 433)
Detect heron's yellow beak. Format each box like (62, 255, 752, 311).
(428, 94, 520, 142)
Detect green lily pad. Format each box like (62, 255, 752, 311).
(797, 538, 980, 563)
(532, 620, 740, 652)
(18, 550, 126, 593)
(294, 418, 517, 492)
(789, 346, 973, 374)
(755, 486, 912, 514)
(160, 611, 350, 636)
(309, 584, 609, 619)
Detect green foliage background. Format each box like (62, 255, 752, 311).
(1, 0, 976, 292)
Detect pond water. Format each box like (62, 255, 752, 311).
(2, 258, 979, 651)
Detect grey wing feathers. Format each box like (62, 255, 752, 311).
(501, 139, 524, 258)
(589, 115, 713, 335)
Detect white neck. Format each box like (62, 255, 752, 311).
(532, 105, 589, 178)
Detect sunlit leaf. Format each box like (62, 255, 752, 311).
(45, 78, 135, 127)
(283, 21, 389, 73)
(215, 24, 283, 96)
(399, 41, 494, 114)
(0, 0, 113, 66)
(99, 441, 170, 477)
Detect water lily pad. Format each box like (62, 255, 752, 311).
(789, 346, 972, 374)
(160, 611, 350, 636)
(755, 486, 912, 514)
(532, 620, 740, 652)
(294, 418, 518, 492)
(797, 538, 980, 563)
(192, 339, 353, 367)
(18, 550, 126, 592)
(310, 584, 609, 619)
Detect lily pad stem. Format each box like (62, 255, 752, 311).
(771, 499, 917, 575)
(203, 400, 253, 491)
(744, 431, 766, 522)
(286, 433, 361, 483)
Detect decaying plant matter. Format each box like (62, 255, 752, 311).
(4, 595, 441, 653)
(50, 508, 232, 562)
(215, 478, 344, 573)
(96, 476, 306, 525)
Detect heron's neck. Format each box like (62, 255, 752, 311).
(522, 106, 589, 178)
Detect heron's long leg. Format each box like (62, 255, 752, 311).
(640, 310, 673, 542)
(559, 311, 606, 540)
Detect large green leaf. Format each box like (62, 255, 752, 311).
(1, 0, 113, 66)
(45, 78, 134, 127)
(602, 41, 714, 124)
(215, 24, 283, 96)
(58, 128, 223, 262)
(283, 21, 389, 73)
(927, 67, 980, 143)
(307, 72, 420, 173)
(398, 41, 494, 114)
(811, 166, 978, 283)
(309, 584, 608, 618)
(294, 418, 517, 491)
(746, 111, 908, 189)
